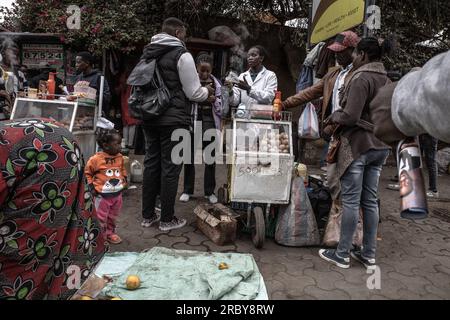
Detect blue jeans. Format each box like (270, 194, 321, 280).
(336, 149, 390, 259)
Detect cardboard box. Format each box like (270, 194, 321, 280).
(194, 203, 238, 246)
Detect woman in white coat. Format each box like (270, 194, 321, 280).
(227, 45, 278, 107)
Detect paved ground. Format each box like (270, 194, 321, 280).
(112, 157, 450, 300)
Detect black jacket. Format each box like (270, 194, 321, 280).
(75, 69, 111, 115)
(140, 44, 189, 127)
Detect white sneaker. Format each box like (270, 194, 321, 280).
(179, 193, 191, 202)
(426, 191, 439, 198)
(205, 194, 218, 204)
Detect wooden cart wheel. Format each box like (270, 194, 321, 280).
(251, 206, 265, 249)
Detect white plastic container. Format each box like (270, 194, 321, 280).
(130, 160, 143, 183)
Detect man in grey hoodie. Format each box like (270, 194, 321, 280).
(140, 17, 214, 231)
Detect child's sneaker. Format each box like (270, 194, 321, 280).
(350, 248, 376, 270)
(159, 217, 186, 231)
(141, 214, 160, 228)
(318, 249, 350, 269)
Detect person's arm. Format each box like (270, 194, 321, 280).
(177, 53, 209, 102)
(282, 78, 325, 109)
(247, 72, 278, 105)
(229, 84, 241, 107)
(212, 78, 223, 114)
(84, 156, 97, 194)
(370, 82, 407, 144)
(330, 78, 369, 126)
(120, 157, 128, 188)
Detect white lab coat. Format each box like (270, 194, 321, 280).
(229, 66, 278, 107)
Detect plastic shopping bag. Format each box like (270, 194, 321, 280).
(275, 177, 321, 247)
(322, 200, 363, 248)
(298, 103, 320, 140)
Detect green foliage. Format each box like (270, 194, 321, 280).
(1, 0, 449, 68)
(0, 0, 161, 55)
(373, 0, 450, 70)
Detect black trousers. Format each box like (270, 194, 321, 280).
(142, 125, 187, 222)
(183, 120, 216, 196)
(419, 134, 438, 192)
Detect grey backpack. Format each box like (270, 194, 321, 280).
(127, 59, 171, 120)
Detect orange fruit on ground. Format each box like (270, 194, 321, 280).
(125, 275, 141, 290)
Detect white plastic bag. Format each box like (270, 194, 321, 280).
(298, 103, 320, 140)
(97, 117, 115, 130)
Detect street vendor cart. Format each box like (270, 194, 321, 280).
(9, 76, 107, 160)
(218, 106, 295, 248)
(10, 96, 100, 159)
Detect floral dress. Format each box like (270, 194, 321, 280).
(0, 118, 107, 300)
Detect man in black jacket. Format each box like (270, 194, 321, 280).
(140, 17, 213, 231)
(75, 52, 111, 116)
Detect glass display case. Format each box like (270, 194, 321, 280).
(10, 97, 99, 159)
(233, 120, 293, 156)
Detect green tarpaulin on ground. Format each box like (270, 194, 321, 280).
(97, 247, 263, 300)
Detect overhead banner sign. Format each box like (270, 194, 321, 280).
(310, 0, 366, 44)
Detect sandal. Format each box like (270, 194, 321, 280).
(107, 234, 122, 244)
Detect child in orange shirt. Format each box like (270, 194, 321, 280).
(85, 129, 127, 244)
